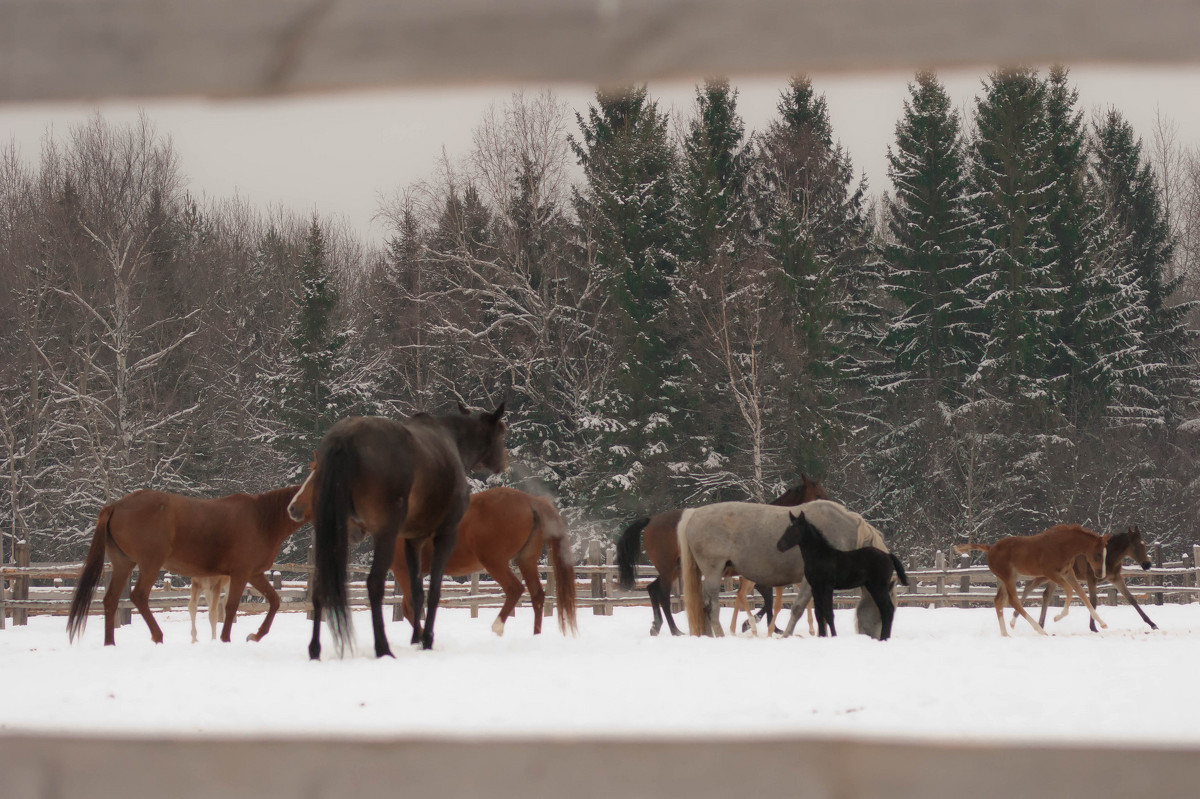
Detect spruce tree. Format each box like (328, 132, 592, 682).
(570, 85, 681, 513)
(1092, 109, 1196, 424)
(879, 70, 977, 403)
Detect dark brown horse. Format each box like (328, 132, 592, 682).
(1018, 525, 1157, 633)
(66, 485, 310, 646)
(392, 487, 578, 637)
(956, 524, 1111, 637)
(615, 476, 827, 636)
(294, 403, 507, 659)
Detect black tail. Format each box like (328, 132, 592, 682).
(67, 505, 113, 642)
(890, 553, 909, 586)
(615, 517, 651, 591)
(312, 436, 357, 655)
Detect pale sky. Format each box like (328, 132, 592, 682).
(3, 65, 1200, 247)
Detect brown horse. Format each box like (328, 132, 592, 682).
(615, 476, 827, 636)
(392, 487, 578, 637)
(1017, 525, 1157, 633)
(294, 403, 507, 659)
(66, 485, 310, 646)
(955, 524, 1111, 637)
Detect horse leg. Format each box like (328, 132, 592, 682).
(773, 588, 787, 636)
(1030, 580, 1054, 629)
(419, 513, 461, 651)
(756, 584, 774, 637)
(368, 532, 399, 658)
(699, 566, 725, 638)
(866, 582, 896, 641)
(129, 563, 165, 644)
(854, 586, 884, 640)
(188, 581, 201, 644)
(656, 578, 684, 636)
(483, 556, 526, 637)
(514, 553, 545, 636)
(405, 538, 425, 646)
(1003, 576, 1047, 636)
(1013, 577, 1042, 629)
(783, 581, 813, 637)
(1062, 571, 1106, 630)
(1114, 575, 1158, 630)
(646, 577, 665, 636)
(1086, 573, 1101, 633)
(813, 587, 834, 637)
(245, 573, 281, 642)
(730, 578, 749, 635)
(308, 593, 323, 661)
(209, 578, 227, 641)
(993, 583, 1009, 637)
(217, 577, 249, 643)
(102, 553, 134, 646)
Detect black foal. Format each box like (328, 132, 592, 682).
(776, 511, 908, 640)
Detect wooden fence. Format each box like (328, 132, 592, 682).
(4, 538, 1200, 630)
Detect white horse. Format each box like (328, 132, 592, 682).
(188, 575, 231, 643)
(677, 499, 895, 639)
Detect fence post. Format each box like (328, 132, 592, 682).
(604, 547, 615, 616)
(118, 568, 132, 626)
(544, 564, 555, 619)
(470, 573, 481, 619)
(1193, 545, 1200, 598)
(14, 540, 30, 626)
(588, 541, 604, 616)
(1153, 543, 1164, 606)
(958, 552, 970, 609)
(934, 550, 946, 609)
(392, 576, 404, 622)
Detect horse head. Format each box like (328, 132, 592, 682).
(449, 401, 509, 476)
(774, 474, 829, 506)
(287, 459, 317, 523)
(777, 511, 814, 553)
(1091, 534, 1112, 581)
(1127, 525, 1152, 570)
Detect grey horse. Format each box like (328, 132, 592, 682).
(677, 499, 895, 639)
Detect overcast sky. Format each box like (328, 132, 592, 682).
(3, 65, 1200, 246)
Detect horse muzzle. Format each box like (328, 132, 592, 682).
(1141, 561, 1151, 570)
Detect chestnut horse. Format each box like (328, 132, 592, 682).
(1017, 525, 1157, 633)
(392, 487, 578, 637)
(615, 476, 826, 636)
(293, 403, 507, 659)
(66, 485, 310, 646)
(955, 524, 1110, 637)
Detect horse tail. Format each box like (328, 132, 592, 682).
(615, 517, 650, 591)
(678, 509, 706, 637)
(67, 504, 113, 642)
(536, 504, 578, 636)
(890, 554, 909, 586)
(312, 435, 357, 655)
(954, 543, 990, 554)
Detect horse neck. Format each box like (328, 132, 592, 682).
(256, 486, 305, 545)
(799, 527, 834, 559)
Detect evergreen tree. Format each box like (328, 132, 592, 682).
(1092, 109, 1196, 424)
(570, 85, 681, 513)
(749, 76, 873, 480)
(267, 217, 355, 471)
(966, 68, 1061, 410)
(878, 70, 977, 403)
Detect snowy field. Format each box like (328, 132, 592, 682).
(1, 601, 1197, 745)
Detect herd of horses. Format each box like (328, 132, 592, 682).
(64, 403, 1163, 656)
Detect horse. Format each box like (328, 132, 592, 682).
(1015, 525, 1156, 633)
(776, 511, 908, 640)
(292, 402, 507, 659)
(615, 476, 826, 637)
(678, 498, 895, 639)
(391, 487, 578, 637)
(955, 524, 1110, 637)
(66, 485, 310, 646)
(188, 575, 231, 643)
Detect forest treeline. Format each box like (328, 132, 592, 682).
(4, 67, 1200, 563)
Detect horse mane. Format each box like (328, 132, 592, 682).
(256, 485, 303, 533)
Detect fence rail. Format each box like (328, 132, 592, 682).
(3, 540, 1200, 630)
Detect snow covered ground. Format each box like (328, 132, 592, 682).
(1, 601, 1196, 745)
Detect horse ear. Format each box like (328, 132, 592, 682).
(789, 511, 798, 522)
(457, 401, 471, 415)
(490, 401, 506, 422)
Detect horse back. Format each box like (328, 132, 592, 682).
(643, 509, 685, 576)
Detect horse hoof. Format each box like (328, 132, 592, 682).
(246, 633, 259, 642)
(492, 618, 506, 636)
